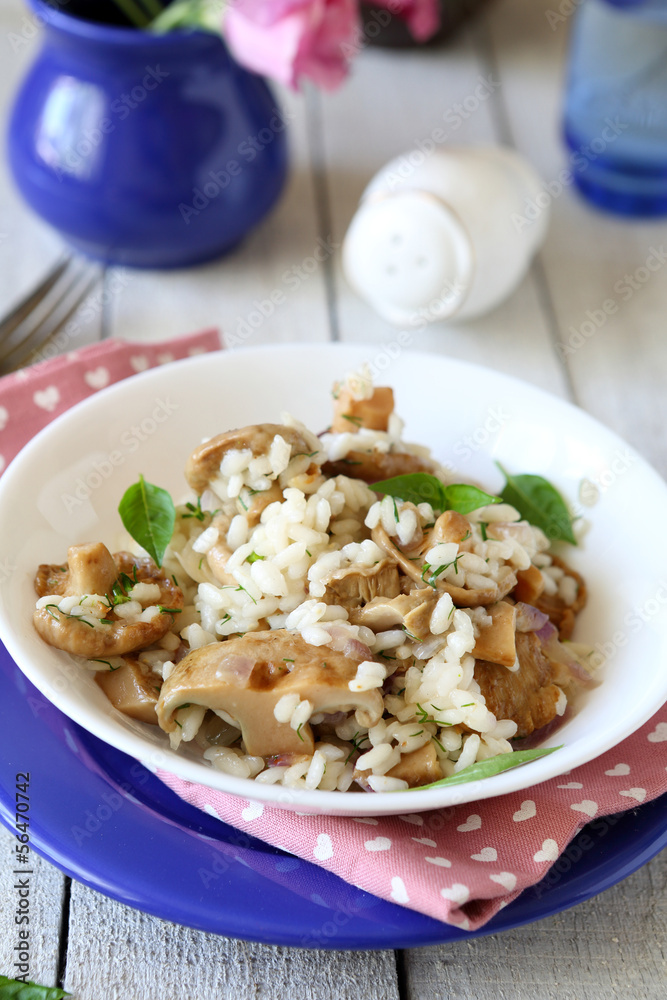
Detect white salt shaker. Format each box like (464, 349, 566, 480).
(342, 146, 549, 326)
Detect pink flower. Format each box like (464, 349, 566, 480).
(367, 0, 441, 41)
(225, 0, 362, 91)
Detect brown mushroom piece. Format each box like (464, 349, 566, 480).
(349, 590, 435, 631)
(386, 743, 443, 788)
(323, 449, 436, 484)
(371, 523, 513, 608)
(331, 385, 395, 433)
(156, 630, 383, 757)
(33, 543, 183, 658)
(185, 423, 321, 495)
(513, 563, 545, 605)
(472, 601, 518, 668)
(95, 656, 162, 725)
(474, 630, 563, 737)
(320, 559, 401, 611)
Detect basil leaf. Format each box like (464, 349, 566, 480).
(371, 474, 500, 515)
(118, 475, 176, 568)
(497, 464, 577, 545)
(371, 473, 445, 509)
(406, 745, 562, 791)
(0, 977, 70, 1000)
(442, 484, 500, 515)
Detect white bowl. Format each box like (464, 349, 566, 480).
(1, 344, 666, 817)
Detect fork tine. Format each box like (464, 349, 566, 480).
(0, 253, 75, 342)
(0, 269, 102, 375)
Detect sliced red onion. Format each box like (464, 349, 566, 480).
(534, 624, 597, 688)
(515, 602, 550, 633)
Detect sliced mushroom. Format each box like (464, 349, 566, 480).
(371, 523, 509, 608)
(349, 588, 440, 641)
(35, 541, 118, 599)
(320, 559, 401, 610)
(417, 510, 473, 550)
(331, 385, 395, 433)
(402, 590, 440, 641)
(95, 656, 162, 725)
(323, 449, 436, 484)
(33, 544, 183, 658)
(474, 630, 563, 737)
(156, 630, 383, 757)
(472, 601, 517, 668)
(513, 564, 545, 605)
(185, 423, 321, 495)
(386, 743, 442, 788)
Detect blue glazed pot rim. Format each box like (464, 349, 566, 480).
(28, 0, 218, 48)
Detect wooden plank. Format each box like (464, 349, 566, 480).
(486, 0, 667, 477)
(0, 825, 66, 990)
(63, 880, 399, 1000)
(317, 33, 571, 397)
(105, 85, 332, 347)
(403, 849, 667, 1000)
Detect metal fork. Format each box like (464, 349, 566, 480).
(0, 253, 103, 375)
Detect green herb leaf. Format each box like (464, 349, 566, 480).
(407, 745, 562, 791)
(371, 472, 444, 508)
(496, 464, 577, 545)
(0, 976, 71, 999)
(442, 484, 500, 515)
(371, 474, 500, 515)
(118, 475, 176, 568)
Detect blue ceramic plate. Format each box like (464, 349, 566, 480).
(1, 641, 665, 949)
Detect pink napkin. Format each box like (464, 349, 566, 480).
(158, 711, 667, 931)
(3, 333, 666, 931)
(0, 329, 221, 473)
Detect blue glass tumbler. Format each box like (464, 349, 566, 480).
(563, 0, 667, 216)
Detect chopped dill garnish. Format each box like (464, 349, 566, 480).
(246, 552, 265, 564)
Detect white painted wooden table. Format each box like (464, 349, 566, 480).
(1, 0, 667, 996)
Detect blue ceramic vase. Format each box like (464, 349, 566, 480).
(8, 1, 289, 267)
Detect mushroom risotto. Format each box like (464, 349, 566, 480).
(32, 370, 596, 793)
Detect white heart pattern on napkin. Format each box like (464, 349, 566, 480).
(241, 801, 264, 822)
(390, 876, 409, 905)
(398, 814, 424, 826)
(471, 847, 497, 862)
(558, 782, 583, 789)
(412, 837, 437, 847)
(313, 833, 334, 861)
(619, 787, 647, 802)
(457, 814, 482, 832)
(130, 355, 149, 373)
(648, 722, 667, 743)
(534, 839, 559, 863)
(84, 366, 110, 390)
(0, 406, 8, 430)
(489, 872, 517, 892)
(424, 856, 452, 868)
(513, 800, 536, 822)
(440, 883, 470, 905)
(570, 800, 598, 818)
(605, 763, 630, 776)
(364, 837, 392, 852)
(33, 386, 60, 412)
